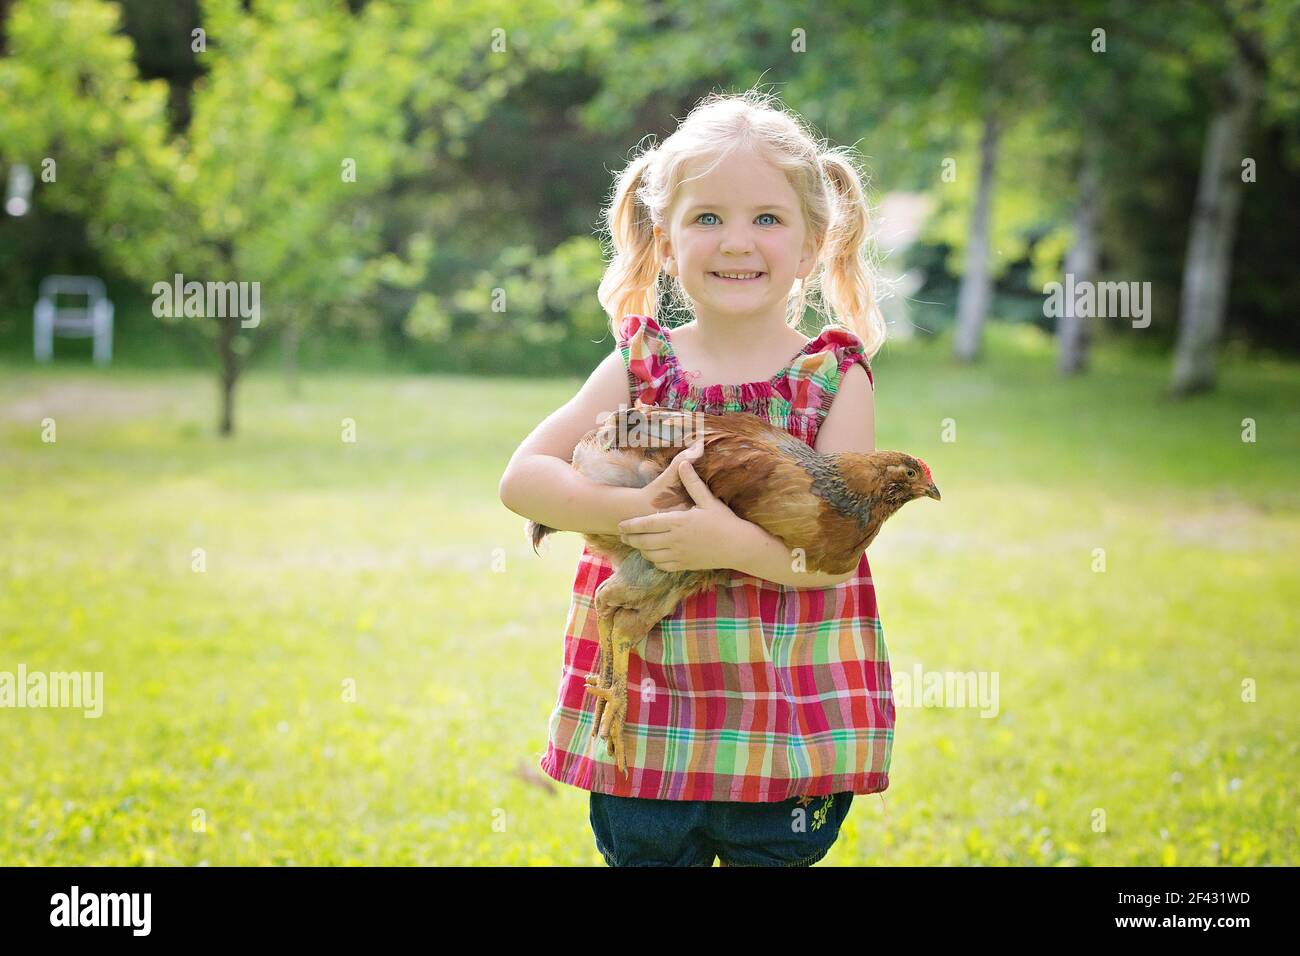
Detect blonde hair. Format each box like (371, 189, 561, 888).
(596, 87, 886, 358)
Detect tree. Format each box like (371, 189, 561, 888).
(0, 0, 567, 433)
(1056, 139, 1101, 375)
(952, 108, 1000, 363)
(1168, 8, 1271, 395)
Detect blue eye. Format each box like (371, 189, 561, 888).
(694, 212, 782, 225)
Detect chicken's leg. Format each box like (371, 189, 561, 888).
(585, 605, 615, 741)
(586, 577, 648, 776)
(584, 560, 715, 776)
(600, 631, 637, 773)
(584, 616, 642, 775)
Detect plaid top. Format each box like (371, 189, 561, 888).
(538, 314, 895, 802)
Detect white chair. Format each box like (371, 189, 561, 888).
(34, 275, 115, 366)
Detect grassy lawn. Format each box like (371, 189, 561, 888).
(1, 323, 1296, 865)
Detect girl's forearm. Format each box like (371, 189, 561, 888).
(499, 453, 652, 536)
(727, 520, 852, 589)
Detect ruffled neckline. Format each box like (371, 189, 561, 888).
(649, 317, 854, 402)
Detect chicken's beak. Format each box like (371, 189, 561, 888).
(924, 482, 941, 501)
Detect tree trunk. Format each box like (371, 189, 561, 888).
(218, 313, 239, 436)
(1169, 54, 1260, 396)
(953, 111, 999, 363)
(1057, 142, 1101, 376)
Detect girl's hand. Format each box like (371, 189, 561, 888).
(619, 454, 748, 572)
(636, 440, 704, 514)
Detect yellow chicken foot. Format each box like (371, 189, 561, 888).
(597, 636, 634, 775)
(587, 579, 666, 777)
(581, 637, 633, 774)
(584, 673, 611, 739)
(585, 607, 617, 740)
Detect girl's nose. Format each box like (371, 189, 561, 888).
(719, 229, 754, 254)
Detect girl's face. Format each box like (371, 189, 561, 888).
(654, 147, 818, 326)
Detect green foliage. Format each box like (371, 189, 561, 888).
(922, 113, 1075, 282)
(4, 0, 1300, 371)
(0, 0, 611, 420)
(412, 235, 611, 374)
(0, 0, 184, 276)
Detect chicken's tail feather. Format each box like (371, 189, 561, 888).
(525, 519, 555, 554)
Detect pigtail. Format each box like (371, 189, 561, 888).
(597, 150, 663, 338)
(814, 152, 887, 359)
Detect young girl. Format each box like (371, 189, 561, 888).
(499, 89, 892, 867)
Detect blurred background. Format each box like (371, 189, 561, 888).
(0, 0, 1296, 865)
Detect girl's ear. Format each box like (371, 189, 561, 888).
(653, 224, 675, 275)
(795, 232, 821, 280)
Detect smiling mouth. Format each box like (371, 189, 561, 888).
(709, 272, 766, 282)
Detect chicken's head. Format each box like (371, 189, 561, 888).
(874, 452, 941, 508)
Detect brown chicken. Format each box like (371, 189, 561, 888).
(527, 403, 940, 775)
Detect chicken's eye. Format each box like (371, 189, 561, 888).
(905, 469, 916, 479)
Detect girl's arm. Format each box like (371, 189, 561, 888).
(728, 520, 855, 588)
(499, 351, 658, 537)
(502, 459, 653, 537)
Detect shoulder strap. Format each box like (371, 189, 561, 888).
(782, 324, 873, 418)
(617, 314, 674, 406)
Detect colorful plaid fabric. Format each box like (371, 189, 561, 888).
(539, 314, 895, 802)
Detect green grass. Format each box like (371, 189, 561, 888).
(1, 323, 1296, 865)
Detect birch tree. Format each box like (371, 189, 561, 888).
(1169, 44, 1263, 394)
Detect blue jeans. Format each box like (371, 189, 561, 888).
(589, 791, 854, 867)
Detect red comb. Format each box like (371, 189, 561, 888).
(916, 458, 932, 483)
